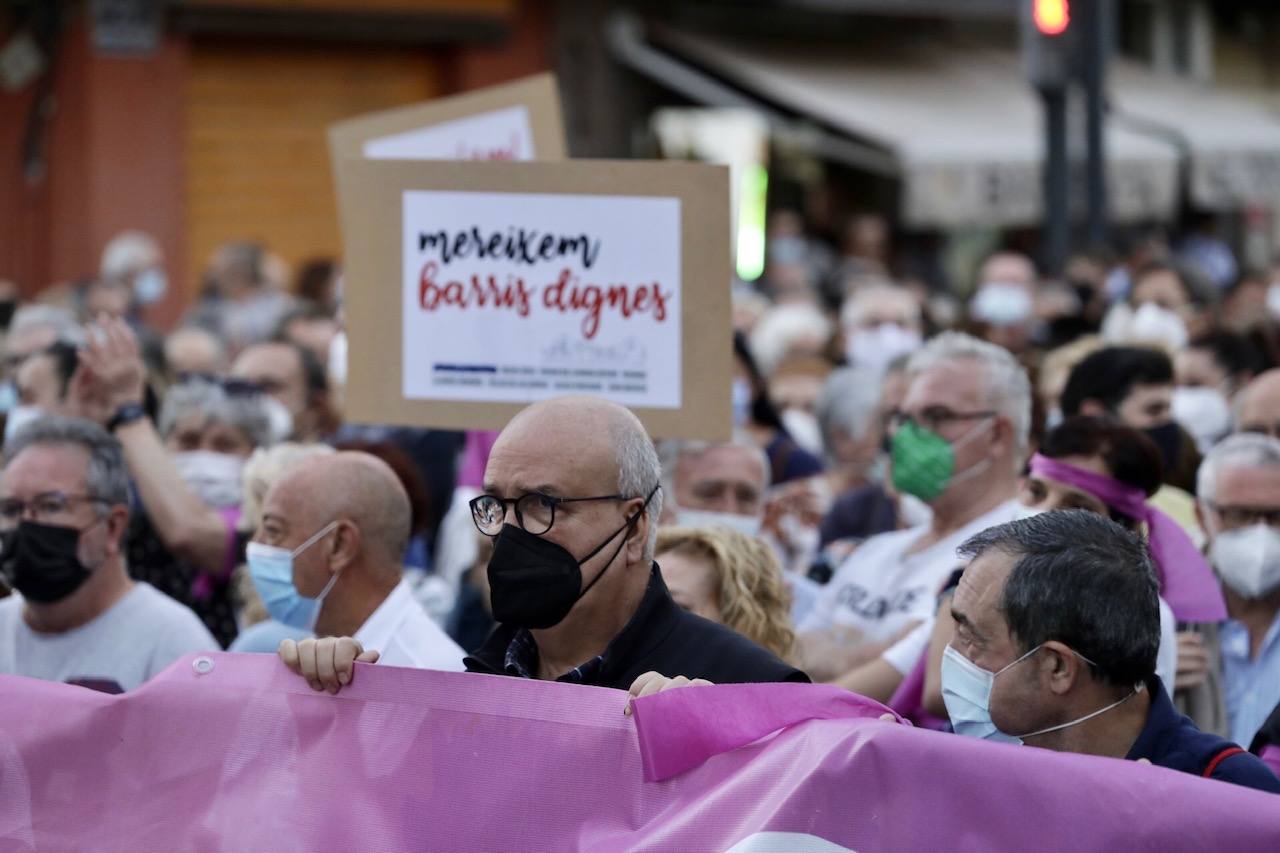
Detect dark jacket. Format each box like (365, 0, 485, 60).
(466, 564, 809, 690)
(1249, 700, 1280, 757)
(1127, 677, 1280, 794)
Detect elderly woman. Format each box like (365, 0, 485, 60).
(159, 379, 272, 508)
(656, 525, 796, 663)
(114, 378, 276, 647)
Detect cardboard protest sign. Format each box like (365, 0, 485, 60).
(327, 72, 566, 163)
(335, 158, 733, 440)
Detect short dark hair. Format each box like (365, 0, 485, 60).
(1060, 346, 1173, 417)
(958, 510, 1160, 687)
(1188, 331, 1266, 383)
(266, 337, 328, 398)
(296, 342, 328, 398)
(1040, 416, 1164, 500)
(732, 330, 784, 431)
(1132, 260, 1215, 307)
(293, 259, 338, 306)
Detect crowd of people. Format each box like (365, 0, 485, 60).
(3, 214, 1280, 797)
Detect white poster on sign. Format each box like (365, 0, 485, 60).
(400, 190, 682, 409)
(364, 105, 536, 161)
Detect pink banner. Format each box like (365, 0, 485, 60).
(2, 653, 1278, 851)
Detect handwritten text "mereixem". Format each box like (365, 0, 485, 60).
(418, 227, 601, 269)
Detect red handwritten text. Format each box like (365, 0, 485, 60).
(418, 262, 532, 317)
(455, 132, 521, 161)
(542, 268, 670, 340)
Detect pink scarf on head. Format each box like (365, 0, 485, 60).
(1028, 453, 1226, 623)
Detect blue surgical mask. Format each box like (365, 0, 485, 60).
(0, 381, 17, 414)
(941, 643, 1138, 744)
(246, 522, 340, 630)
(133, 268, 168, 305)
(941, 643, 1027, 744)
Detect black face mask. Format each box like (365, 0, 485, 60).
(0, 520, 97, 604)
(486, 487, 657, 630)
(1143, 421, 1183, 473)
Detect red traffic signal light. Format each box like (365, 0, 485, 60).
(1034, 0, 1070, 36)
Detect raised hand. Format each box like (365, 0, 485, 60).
(77, 316, 147, 411)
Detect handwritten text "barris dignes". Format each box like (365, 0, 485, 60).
(417, 262, 669, 340)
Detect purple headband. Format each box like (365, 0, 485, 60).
(1028, 454, 1227, 623)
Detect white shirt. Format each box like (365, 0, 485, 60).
(0, 582, 218, 692)
(353, 580, 466, 671)
(1155, 599, 1178, 696)
(801, 500, 1020, 646)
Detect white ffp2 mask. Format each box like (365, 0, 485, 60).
(676, 508, 762, 539)
(1211, 523, 1280, 599)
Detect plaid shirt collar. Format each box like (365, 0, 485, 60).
(502, 628, 606, 685)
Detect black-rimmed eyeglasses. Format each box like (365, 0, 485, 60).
(469, 492, 632, 537)
(0, 492, 110, 526)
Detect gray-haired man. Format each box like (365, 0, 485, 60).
(658, 436, 770, 536)
(1196, 433, 1280, 750)
(0, 416, 216, 693)
(798, 332, 1027, 681)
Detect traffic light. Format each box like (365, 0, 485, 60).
(1022, 0, 1077, 90)
(1033, 0, 1070, 37)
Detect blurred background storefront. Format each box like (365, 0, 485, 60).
(3, 0, 1280, 317)
(579, 0, 1280, 294)
(0, 0, 553, 324)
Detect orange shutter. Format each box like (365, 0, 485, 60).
(184, 38, 441, 289)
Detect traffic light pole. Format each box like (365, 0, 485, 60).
(1042, 85, 1070, 277)
(1082, 0, 1110, 249)
(1023, 0, 1079, 277)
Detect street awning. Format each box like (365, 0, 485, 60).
(1109, 63, 1280, 211)
(624, 26, 1180, 230)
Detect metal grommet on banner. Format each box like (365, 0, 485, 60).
(193, 656, 215, 676)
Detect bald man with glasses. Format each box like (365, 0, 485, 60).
(281, 396, 806, 693)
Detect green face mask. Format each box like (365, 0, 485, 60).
(891, 420, 955, 501)
(891, 418, 993, 502)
